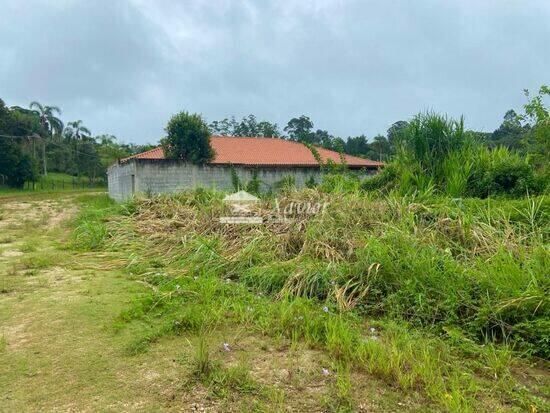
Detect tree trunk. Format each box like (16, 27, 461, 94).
(42, 138, 47, 176)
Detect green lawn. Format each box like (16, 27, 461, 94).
(0, 172, 105, 197)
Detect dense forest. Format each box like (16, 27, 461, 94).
(1, 86, 548, 188)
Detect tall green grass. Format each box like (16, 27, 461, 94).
(363, 112, 545, 198)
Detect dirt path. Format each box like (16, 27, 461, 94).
(0, 195, 185, 412)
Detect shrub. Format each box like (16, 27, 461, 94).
(360, 164, 398, 192)
(361, 112, 541, 198)
(468, 146, 541, 197)
(399, 112, 468, 179)
(320, 173, 360, 193)
(305, 175, 317, 188)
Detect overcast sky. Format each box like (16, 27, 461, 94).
(1, 0, 548, 144)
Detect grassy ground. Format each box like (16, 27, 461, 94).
(0, 192, 432, 412)
(0, 172, 105, 196)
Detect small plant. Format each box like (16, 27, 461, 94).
(20, 240, 37, 253)
(70, 194, 117, 251)
(274, 175, 295, 191)
(246, 170, 261, 195)
(230, 164, 242, 191)
(208, 362, 257, 398)
(1, 276, 10, 294)
(305, 176, 317, 188)
(193, 336, 216, 381)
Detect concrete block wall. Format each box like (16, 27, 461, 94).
(108, 159, 375, 201)
(107, 161, 137, 202)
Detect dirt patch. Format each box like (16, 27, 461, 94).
(1, 249, 23, 258)
(47, 207, 77, 229)
(2, 320, 31, 350)
(0, 199, 76, 231)
(41, 267, 82, 284)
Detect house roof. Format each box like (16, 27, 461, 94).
(122, 136, 383, 168)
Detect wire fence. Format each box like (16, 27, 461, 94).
(22, 179, 106, 191)
(0, 172, 108, 192)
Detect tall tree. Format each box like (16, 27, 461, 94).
(161, 111, 214, 164)
(345, 135, 369, 156)
(234, 114, 260, 136)
(371, 135, 391, 161)
(284, 115, 314, 143)
(65, 120, 92, 177)
(520, 85, 549, 170)
(312, 129, 333, 147)
(29, 101, 64, 175)
(257, 120, 280, 137)
(95, 134, 132, 168)
(0, 99, 38, 187)
(387, 120, 409, 147)
(489, 109, 528, 150)
(77, 141, 102, 183)
(210, 115, 280, 137)
(65, 120, 91, 140)
(209, 117, 237, 136)
(29, 101, 64, 136)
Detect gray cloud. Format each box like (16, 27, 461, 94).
(1, 0, 548, 144)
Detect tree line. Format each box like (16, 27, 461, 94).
(0, 98, 154, 188)
(2, 85, 547, 188)
(208, 87, 549, 167)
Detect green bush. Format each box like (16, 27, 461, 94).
(360, 164, 398, 191)
(305, 175, 317, 188)
(274, 175, 296, 191)
(467, 147, 541, 197)
(320, 173, 360, 193)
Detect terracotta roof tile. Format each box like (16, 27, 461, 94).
(122, 136, 382, 168)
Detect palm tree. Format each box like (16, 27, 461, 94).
(29, 101, 64, 175)
(372, 135, 391, 162)
(66, 120, 92, 178)
(29, 101, 64, 136)
(65, 120, 91, 141)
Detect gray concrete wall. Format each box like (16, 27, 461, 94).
(108, 159, 375, 201)
(107, 161, 137, 202)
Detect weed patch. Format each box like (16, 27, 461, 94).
(76, 189, 549, 412)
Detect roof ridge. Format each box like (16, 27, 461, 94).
(211, 135, 284, 140)
(139, 146, 162, 154)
